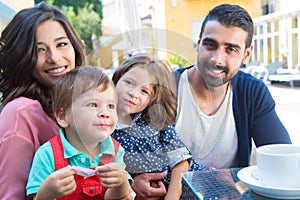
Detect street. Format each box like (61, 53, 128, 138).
(267, 83, 300, 145)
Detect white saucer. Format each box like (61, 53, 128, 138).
(237, 166, 300, 199)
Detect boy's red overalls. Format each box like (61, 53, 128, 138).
(49, 135, 119, 200)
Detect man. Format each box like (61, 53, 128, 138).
(174, 3, 291, 170)
(132, 4, 291, 199)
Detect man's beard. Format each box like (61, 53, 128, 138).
(197, 61, 231, 87)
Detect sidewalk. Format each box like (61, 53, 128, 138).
(267, 83, 300, 145)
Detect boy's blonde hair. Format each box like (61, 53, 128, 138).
(52, 66, 115, 116)
(112, 53, 177, 130)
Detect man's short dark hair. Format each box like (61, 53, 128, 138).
(199, 4, 254, 48)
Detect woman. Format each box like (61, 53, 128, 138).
(0, 2, 85, 199)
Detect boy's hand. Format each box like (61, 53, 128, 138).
(35, 165, 76, 200)
(95, 163, 128, 188)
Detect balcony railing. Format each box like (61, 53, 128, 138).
(252, 8, 300, 71)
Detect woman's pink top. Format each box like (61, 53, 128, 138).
(0, 97, 59, 200)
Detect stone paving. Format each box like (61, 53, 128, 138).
(267, 83, 300, 145)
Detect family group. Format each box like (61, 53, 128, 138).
(0, 2, 291, 200)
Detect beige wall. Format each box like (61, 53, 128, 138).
(1, 0, 34, 32)
(101, 0, 263, 68)
(3, 0, 34, 11)
(165, 0, 261, 38)
(161, 0, 261, 64)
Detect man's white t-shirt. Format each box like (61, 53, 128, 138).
(175, 70, 238, 168)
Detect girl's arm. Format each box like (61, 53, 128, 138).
(165, 160, 189, 200)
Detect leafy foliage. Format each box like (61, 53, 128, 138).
(35, 0, 102, 16)
(169, 54, 189, 68)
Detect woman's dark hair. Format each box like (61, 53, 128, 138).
(199, 4, 254, 48)
(0, 2, 85, 117)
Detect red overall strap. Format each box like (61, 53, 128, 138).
(47, 136, 120, 200)
(50, 135, 106, 200)
(100, 137, 120, 165)
(49, 135, 69, 170)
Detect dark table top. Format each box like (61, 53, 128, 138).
(181, 168, 283, 200)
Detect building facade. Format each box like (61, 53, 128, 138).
(0, 0, 34, 32)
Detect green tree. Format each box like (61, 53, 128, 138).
(169, 54, 189, 68)
(35, 0, 102, 17)
(75, 3, 101, 53)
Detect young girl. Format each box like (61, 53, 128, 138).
(26, 66, 133, 200)
(112, 53, 191, 200)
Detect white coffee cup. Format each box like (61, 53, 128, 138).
(256, 144, 300, 188)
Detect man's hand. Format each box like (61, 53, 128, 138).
(132, 172, 167, 200)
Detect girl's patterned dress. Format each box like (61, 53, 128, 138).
(113, 113, 196, 187)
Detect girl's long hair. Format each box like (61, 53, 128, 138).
(112, 53, 177, 130)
